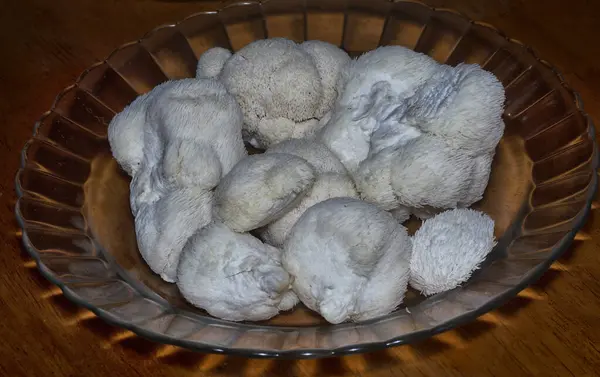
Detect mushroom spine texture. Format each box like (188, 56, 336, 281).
(108, 78, 249, 283)
(109, 78, 313, 319)
(177, 222, 298, 322)
(107, 38, 505, 323)
(283, 198, 412, 324)
(214, 153, 317, 233)
(410, 208, 497, 296)
(319, 45, 505, 218)
(198, 38, 351, 149)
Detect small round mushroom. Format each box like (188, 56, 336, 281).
(135, 187, 213, 283)
(410, 208, 496, 296)
(214, 153, 316, 232)
(219, 38, 350, 148)
(196, 47, 232, 78)
(283, 198, 412, 324)
(220, 38, 323, 148)
(177, 222, 298, 321)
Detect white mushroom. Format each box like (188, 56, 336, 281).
(351, 64, 503, 207)
(214, 153, 316, 232)
(219, 38, 349, 148)
(177, 222, 298, 321)
(220, 38, 322, 148)
(355, 136, 476, 216)
(147, 78, 247, 178)
(196, 47, 232, 78)
(135, 187, 212, 283)
(410, 208, 496, 296)
(131, 78, 246, 214)
(320, 46, 504, 217)
(319, 46, 439, 172)
(116, 78, 247, 284)
(261, 173, 359, 247)
(283, 198, 412, 324)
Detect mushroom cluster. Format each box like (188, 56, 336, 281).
(108, 38, 504, 323)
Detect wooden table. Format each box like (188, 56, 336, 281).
(1, 1, 600, 376)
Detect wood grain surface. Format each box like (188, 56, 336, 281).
(1, 1, 600, 376)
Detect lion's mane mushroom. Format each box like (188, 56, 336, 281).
(200, 38, 350, 148)
(283, 198, 412, 324)
(410, 208, 496, 296)
(214, 153, 316, 232)
(178, 222, 298, 321)
(116, 78, 246, 283)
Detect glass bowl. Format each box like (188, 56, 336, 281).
(15, 0, 598, 358)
